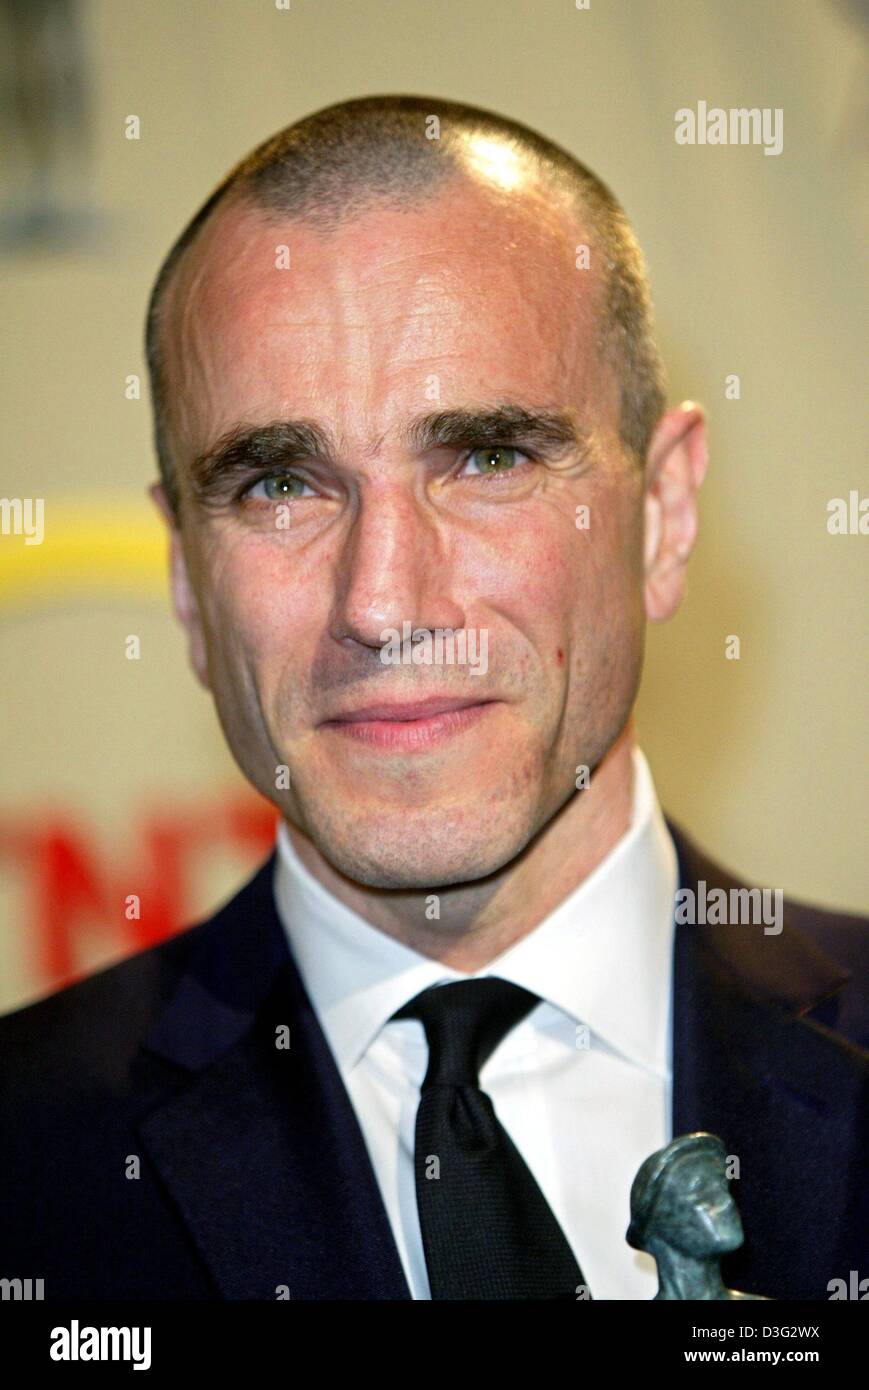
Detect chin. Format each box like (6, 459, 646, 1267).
(305, 801, 532, 892)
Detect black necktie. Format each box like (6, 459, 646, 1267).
(393, 977, 590, 1300)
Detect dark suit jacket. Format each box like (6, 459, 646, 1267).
(0, 819, 866, 1300)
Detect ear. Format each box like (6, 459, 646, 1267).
(642, 402, 709, 623)
(149, 481, 211, 689)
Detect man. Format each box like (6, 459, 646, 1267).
(1, 95, 866, 1301)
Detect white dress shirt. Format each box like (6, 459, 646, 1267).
(273, 745, 678, 1300)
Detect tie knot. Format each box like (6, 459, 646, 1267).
(393, 978, 540, 1089)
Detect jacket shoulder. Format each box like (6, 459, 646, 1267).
(781, 896, 868, 975)
(666, 816, 869, 1048)
(0, 852, 278, 1097)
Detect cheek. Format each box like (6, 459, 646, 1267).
(565, 506, 647, 717)
(484, 494, 643, 688)
(573, 490, 645, 620)
(477, 510, 620, 663)
(196, 536, 322, 680)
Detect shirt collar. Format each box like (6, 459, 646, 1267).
(273, 745, 677, 1079)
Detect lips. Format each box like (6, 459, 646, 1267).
(323, 697, 491, 725)
(319, 696, 498, 751)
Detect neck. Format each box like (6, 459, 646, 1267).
(651, 1244, 730, 1301)
(285, 720, 637, 971)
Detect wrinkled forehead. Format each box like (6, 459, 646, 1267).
(159, 176, 612, 460)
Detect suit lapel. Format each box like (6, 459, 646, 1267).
(136, 823, 866, 1301)
(667, 819, 868, 1298)
(137, 855, 411, 1300)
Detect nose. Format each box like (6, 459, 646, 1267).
(329, 481, 466, 649)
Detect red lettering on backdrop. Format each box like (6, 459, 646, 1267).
(0, 796, 278, 991)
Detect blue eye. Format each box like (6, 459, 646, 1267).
(244, 473, 315, 502)
(461, 446, 528, 477)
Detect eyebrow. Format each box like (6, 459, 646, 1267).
(188, 404, 590, 502)
(189, 420, 335, 500)
(405, 405, 588, 455)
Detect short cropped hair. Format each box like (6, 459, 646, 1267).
(145, 94, 667, 517)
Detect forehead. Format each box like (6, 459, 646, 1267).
(162, 177, 612, 457)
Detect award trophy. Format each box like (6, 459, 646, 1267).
(626, 1132, 770, 1300)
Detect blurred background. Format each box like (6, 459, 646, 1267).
(0, 0, 866, 1012)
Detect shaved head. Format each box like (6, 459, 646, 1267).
(145, 94, 666, 517)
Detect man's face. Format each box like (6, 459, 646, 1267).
(159, 173, 647, 889)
